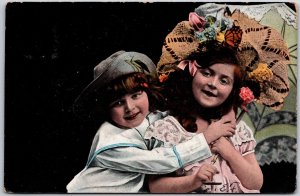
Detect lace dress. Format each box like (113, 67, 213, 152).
(144, 115, 259, 193)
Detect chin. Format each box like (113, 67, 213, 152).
(199, 103, 219, 108)
(131, 119, 145, 128)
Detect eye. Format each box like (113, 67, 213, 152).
(131, 91, 143, 99)
(220, 77, 232, 85)
(109, 99, 124, 108)
(200, 69, 211, 77)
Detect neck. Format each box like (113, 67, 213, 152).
(195, 117, 210, 133)
(192, 106, 224, 133)
(195, 106, 223, 121)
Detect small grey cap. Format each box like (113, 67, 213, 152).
(73, 50, 158, 117)
(92, 50, 158, 88)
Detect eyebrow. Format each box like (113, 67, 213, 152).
(205, 67, 234, 80)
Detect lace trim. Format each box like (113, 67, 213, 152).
(145, 117, 255, 148)
(230, 121, 256, 146)
(195, 3, 296, 28)
(255, 136, 296, 165)
(144, 116, 194, 147)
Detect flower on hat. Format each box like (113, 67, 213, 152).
(141, 82, 149, 88)
(239, 87, 255, 111)
(195, 26, 216, 43)
(159, 73, 169, 83)
(216, 32, 225, 43)
(248, 63, 273, 83)
(189, 12, 206, 32)
(189, 11, 231, 48)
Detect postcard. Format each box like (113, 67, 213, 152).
(4, 1, 297, 193)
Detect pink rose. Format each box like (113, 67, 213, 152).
(239, 87, 254, 110)
(189, 12, 206, 32)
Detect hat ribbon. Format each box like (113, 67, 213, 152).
(177, 60, 200, 77)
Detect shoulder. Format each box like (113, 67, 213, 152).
(97, 121, 123, 135)
(95, 121, 130, 145)
(94, 121, 147, 150)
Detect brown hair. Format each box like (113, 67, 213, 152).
(163, 47, 245, 132)
(93, 72, 164, 122)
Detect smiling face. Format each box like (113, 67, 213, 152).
(192, 63, 235, 108)
(109, 90, 149, 128)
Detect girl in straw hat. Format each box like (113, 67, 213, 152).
(146, 46, 263, 193)
(66, 51, 235, 193)
(146, 3, 290, 192)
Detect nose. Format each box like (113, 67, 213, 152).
(208, 77, 217, 88)
(124, 99, 135, 112)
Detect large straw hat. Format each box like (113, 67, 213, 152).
(157, 5, 290, 111)
(232, 10, 290, 110)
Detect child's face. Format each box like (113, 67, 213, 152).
(192, 63, 234, 108)
(109, 90, 149, 128)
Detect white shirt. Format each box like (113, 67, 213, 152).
(66, 111, 211, 193)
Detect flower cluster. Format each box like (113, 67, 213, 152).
(189, 12, 237, 47)
(239, 87, 255, 111)
(248, 63, 273, 83)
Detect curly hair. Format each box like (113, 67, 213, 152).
(163, 47, 245, 132)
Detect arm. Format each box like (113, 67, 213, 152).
(89, 133, 212, 174)
(212, 137, 263, 190)
(148, 163, 218, 193)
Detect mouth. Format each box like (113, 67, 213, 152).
(124, 112, 140, 120)
(202, 90, 217, 97)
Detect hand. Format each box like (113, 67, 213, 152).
(203, 116, 236, 144)
(211, 137, 235, 160)
(222, 108, 237, 123)
(194, 163, 218, 183)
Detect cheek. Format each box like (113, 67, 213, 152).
(141, 99, 150, 113)
(140, 93, 150, 111)
(192, 74, 204, 89)
(192, 73, 201, 84)
(110, 108, 123, 122)
(145, 100, 150, 109)
(220, 85, 233, 97)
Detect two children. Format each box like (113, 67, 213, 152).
(66, 51, 233, 192)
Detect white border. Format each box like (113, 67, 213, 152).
(1, 1, 298, 196)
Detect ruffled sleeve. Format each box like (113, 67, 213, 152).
(144, 115, 195, 147)
(145, 115, 212, 168)
(230, 120, 256, 156)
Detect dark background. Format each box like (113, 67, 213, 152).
(4, 2, 296, 193)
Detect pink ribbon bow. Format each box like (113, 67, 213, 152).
(178, 60, 200, 77)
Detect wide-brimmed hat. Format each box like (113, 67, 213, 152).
(73, 50, 158, 118)
(157, 4, 290, 111)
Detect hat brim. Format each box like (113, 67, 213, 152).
(73, 69, 139, 119)
(73, 51, 158, 119)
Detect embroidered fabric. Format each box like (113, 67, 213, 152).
(144, 116, 195, 147)
(144, 116, 258, 193)
(230, 121, 256, 146)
